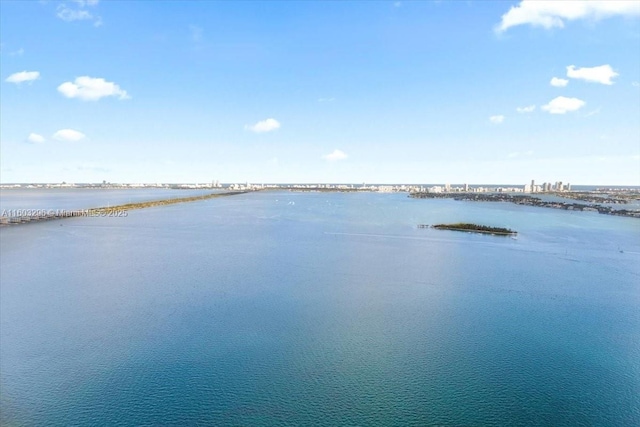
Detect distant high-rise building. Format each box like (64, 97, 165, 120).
(531, 180, 535, 193)
(464, 183, 469, 192)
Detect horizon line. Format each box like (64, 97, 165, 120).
(1, 182, 639, 187)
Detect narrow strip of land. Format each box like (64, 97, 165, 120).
(423, 223, 517, 236)
(409, 192, 640, 219)
(0, 191, 247, 226)
(87, 191, 246, 213)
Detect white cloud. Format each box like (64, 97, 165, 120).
(57, 7, 93, 22)
(566, 64, 619, 85)
(516, 105, 536, 113)
(318, 97, 336, 103)
(550, 77, 568, 87)
(246, 118, 281, 133)
(57, 1, 102, 26)
(542, 96, 586, 114)
(322, 149, 348, 161)
(633, 81, 640, 88)
(9, 48, 24, 57)
(5, 71, 40, 84)
(489, 115, 505, 124)
(58, 76, 130, 101)
(495, 1, 640, 33)
(26, 133, 45, 143)
(53, 129, 86, 142)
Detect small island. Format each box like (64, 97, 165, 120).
(425, 223, 517, 236)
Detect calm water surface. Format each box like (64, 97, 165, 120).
(0, 188, 217, 211)
(1, 191, 639, 426)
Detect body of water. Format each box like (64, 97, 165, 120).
(0, 188, 218, 212)
(1, 190, 639, 425)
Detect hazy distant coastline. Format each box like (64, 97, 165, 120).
(2, 183, 639, 225)
(1, 182, 639, 193)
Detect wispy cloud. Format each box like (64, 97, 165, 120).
(53, 129, 86, 142)
(322, 149, 348, 161)
(9, 47, 24, 57)
(318, 97, 335, 103)
(57, 7, 92, 22)
(542, 96, 585, 114)
(489, 115, 505, 124)
(566, 64, 619, 85)
(633, 81, 640, 88)
(584, 108, 601, 117)
(57, 0, 102, 26)
(58, 76, 130, 101)
(495, 1, 640, 33)
(550, 77, 568, 87)
(26, 133, 45, 144)
(516, 105, 536, 113)
(245, 118, 281, 133)
(5, 70, 40, 84)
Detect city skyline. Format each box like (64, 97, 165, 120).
(1, 1, 639, 185)
(0, 179, 603, 192)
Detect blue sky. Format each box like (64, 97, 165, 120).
(1, 0, 639, 185)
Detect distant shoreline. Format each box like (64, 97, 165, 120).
(1, 183, 639, 192)
(409, 192, 640, 219)
(2, 187, 639, 226)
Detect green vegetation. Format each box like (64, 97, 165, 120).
(430, 223, 517, 236)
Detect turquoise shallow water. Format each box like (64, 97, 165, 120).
(1, 191, 639, 426)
